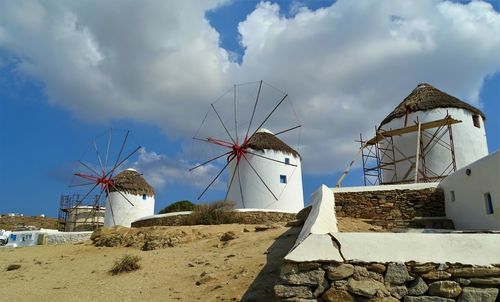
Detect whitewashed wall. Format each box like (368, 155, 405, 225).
(227, 149, 304, 213)
(438, 151, 500, 230)
(380, 108, 488, 183)
(105, 192, 155, 227)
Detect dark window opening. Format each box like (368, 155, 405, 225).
(142, 194, 147, 200)
(285, 158, 290, 165)
(485, 192, 493, 215)
(280, 175, 287, 184)
(472, 114, 480, 128)
(450, 190, 455, 202)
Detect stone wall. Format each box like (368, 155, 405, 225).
(131, 211, 296, 228)
(275, 261, 500, 301)
(334, 187, 453, 229)
(46, 232, 92, 245)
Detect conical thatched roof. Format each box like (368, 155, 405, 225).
(247, 129, 300, 158)
(110, 169, 155, 196)
(380, 83, 485, 126)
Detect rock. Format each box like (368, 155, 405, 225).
(313, 278, 329, 297)
(220, 231, 237, 241)
(255, 224, 277, 232)
(427, 281, 462, 298)
(457, 287, 499, 302)
(243, 228, 250, 232)
(298, 262, 321, 271)
(368, 263, 387, 274)
(370, 298, 399, 302)
(369, 271, 384, 283)
(447, 267, 500, 278)
(436, 263, 448, 271)
(407, 277, 428, 296)
(195, 274, 217, 286)
(274, 285, 314, 299)
(281, 269, 325, 286)
(388, 285, 408, 299)
(453, 278, 471, 286)
(282, 298, 316, 302)
(353, 265, 370, 280)
(421, 271, 451, 280)
(404, 296, 454, 302)
(334, 280, 348, 290)
(468, 277, 500, 285)
(326, 264, 354, 281)
(321, 288, 355, 302)
(412, 264, 435, 274)
(385, 263, 413, 285)
(347, 278, 386, 298)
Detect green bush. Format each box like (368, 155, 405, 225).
(109, 254, 141, 275)
(182, 200, 238, 225)
(158, 200, 196, 214)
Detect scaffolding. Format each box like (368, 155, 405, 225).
(358, 114, 460, 186)
(58, 194, 105, 232)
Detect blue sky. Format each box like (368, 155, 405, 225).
(0, 0, 499, 217)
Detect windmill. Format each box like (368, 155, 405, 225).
(69, 129, 153, 228)
(191, 81, 304, 212)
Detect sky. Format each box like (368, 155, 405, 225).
(0, 0, 499, 217)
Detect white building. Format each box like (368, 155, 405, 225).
(439, 151, 499, 230)
(104, 168, 155, 227)
(379, 83, 488, 184)
(227, 129, 304, 213)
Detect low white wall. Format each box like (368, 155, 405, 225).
(286, 183, 500, 266)
(439, 151, 500, 230)
(332, 182, 439, 193)
(46, 232, 92, 245)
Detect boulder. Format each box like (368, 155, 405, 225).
(321, 288, 355, 302)
(447, 267, 500, 278)
(274, 284, 314, 299)
(404, 296, 454, 302)
(326, 264, 354, 281)
(368, 263, 387, 274)
(347, 278, 386, 298)
(389, 285, 408, 299)
(281, 269, 325, 286)
(407, 277, 428, 296)
(421, 271, 451, 280)
(428, 281, 462, 298)
(385, 263, 413, 285)
(457, 287, 499, 302)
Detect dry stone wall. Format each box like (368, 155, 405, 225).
(131, 211, 296, 227)
(334, 188, 453, 229)
(275, 261, 500, 301)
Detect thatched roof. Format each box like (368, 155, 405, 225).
(380, 83, 485, 126)
(247, 129, 300, 158)
(110, 169, 155, 196)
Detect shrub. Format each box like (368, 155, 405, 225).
(109, 254, 141, 275)
(183, 200, 238, 225)
(158, 200, 196, 214)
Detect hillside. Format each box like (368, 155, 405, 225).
(0, 216, 59, 231)
(0, 218, 380, 301)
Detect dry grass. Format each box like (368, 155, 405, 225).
(109, 254, 141, 275)
(182, 200, 239, 225)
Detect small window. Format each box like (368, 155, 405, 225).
(450, 190, 455, 202)
(284, 158, 290, 165)
(142, 194, 147, 200)
(484, 192, 493, 215)
(280, 175, 287, 184)
(472, 114, 480, 128)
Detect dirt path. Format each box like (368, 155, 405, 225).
(0, 224, 298, 302)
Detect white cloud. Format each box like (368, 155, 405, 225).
(131, 148, 223, 191)
(1, 0, 500, 180)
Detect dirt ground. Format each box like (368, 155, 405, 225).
(0, 218, 379, 302)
